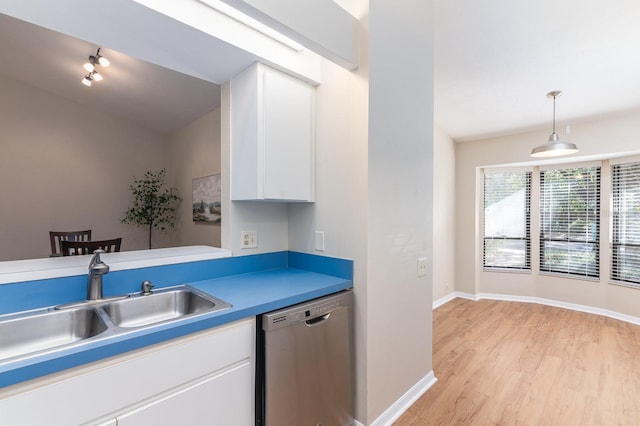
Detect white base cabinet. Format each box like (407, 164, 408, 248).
(0, 318, 255, 426)
(231, 62, 315, 202)
(117, 361, 253, 426)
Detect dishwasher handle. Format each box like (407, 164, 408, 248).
(305, 312, 331, 327)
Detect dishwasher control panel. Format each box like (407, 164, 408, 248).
(262, 290, 352, 331)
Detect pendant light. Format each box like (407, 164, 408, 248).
(530, 90, 578, 158)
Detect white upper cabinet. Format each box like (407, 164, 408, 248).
(231, 62, 315, 202)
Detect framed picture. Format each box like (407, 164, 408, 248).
(192, 174, 221, 223)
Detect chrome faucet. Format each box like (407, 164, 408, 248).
(87, 249, 109, 300)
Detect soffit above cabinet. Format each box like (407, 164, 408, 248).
(218, 0, 360, 70)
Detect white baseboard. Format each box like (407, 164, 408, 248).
(365, 370, 437, 426)
(432, 291, 473, 308)
(434, 291, 640, 326)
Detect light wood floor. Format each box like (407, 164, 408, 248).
(394, 298, 640, 425)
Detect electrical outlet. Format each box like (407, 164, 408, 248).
(241, 230, 257, 249)
(315, 231, 325, 251)
(417, 257, 427, 277)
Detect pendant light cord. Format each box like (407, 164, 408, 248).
(552, 94, 556, 134)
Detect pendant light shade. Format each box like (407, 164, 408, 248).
(530, 91, 578, 158)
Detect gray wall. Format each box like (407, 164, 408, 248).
(166, 108, 222, 248)
(0, 75, 166, 260)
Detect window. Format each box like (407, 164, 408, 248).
(483, 170, 531, 270)
(611, 161, 640, 286)
(540, 167, 600, 278)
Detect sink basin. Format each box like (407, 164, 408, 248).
(0, 285, 231, 364)
(102, 287, 231, 328)
(0, 308, 108, 361)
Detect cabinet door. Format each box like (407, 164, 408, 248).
(117, 361, 253, 426)
(262, 66, 314, 201)
(231, 62, 314, 202)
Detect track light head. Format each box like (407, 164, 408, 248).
(82, 74, 92, 87)
(96, 47, 110, 67)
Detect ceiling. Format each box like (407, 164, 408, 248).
(434, 0, 640, 141)
(3, 1, 640, 140)
(0, 13, 221, 136)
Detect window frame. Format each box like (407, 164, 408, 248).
(611, 161, 640, 287)
(539, 166, 601, 279)
(482, 169, 532, 271)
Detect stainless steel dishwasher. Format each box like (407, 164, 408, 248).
(256, 290, 354, 426)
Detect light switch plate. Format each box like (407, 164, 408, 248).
(315, 231, 325, 251)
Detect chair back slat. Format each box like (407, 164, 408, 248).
(49, 230, 92, 256)
(61, 238, 122, 256)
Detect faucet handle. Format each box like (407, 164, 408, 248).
(141, 280, 155, 295)
(89, 249, 104, 268)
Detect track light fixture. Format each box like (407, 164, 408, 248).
(81, 48, 109, 87)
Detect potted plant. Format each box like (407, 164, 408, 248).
(122, 169, 181, 249)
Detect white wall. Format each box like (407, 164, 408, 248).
(455, 109, 640, 317)
(366, 0, 434, 422)
(433, 125, 456, 301)
(166, 108, 221, 248)
(0, 75, 166, 260)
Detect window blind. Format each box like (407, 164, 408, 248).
(612, 162, 640, 286)
(483, 170, 531, 270)
(540, 167, 600, 278)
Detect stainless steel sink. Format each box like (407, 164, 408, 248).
(101, 286, 231, 328)
(0, 308, 108, 361)
(0, 285, 231, 364)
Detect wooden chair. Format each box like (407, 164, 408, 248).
(49, 230, 92, 256)
(61, 238, 122, 256)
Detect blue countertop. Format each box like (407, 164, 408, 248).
(0, 251, 353, 389)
